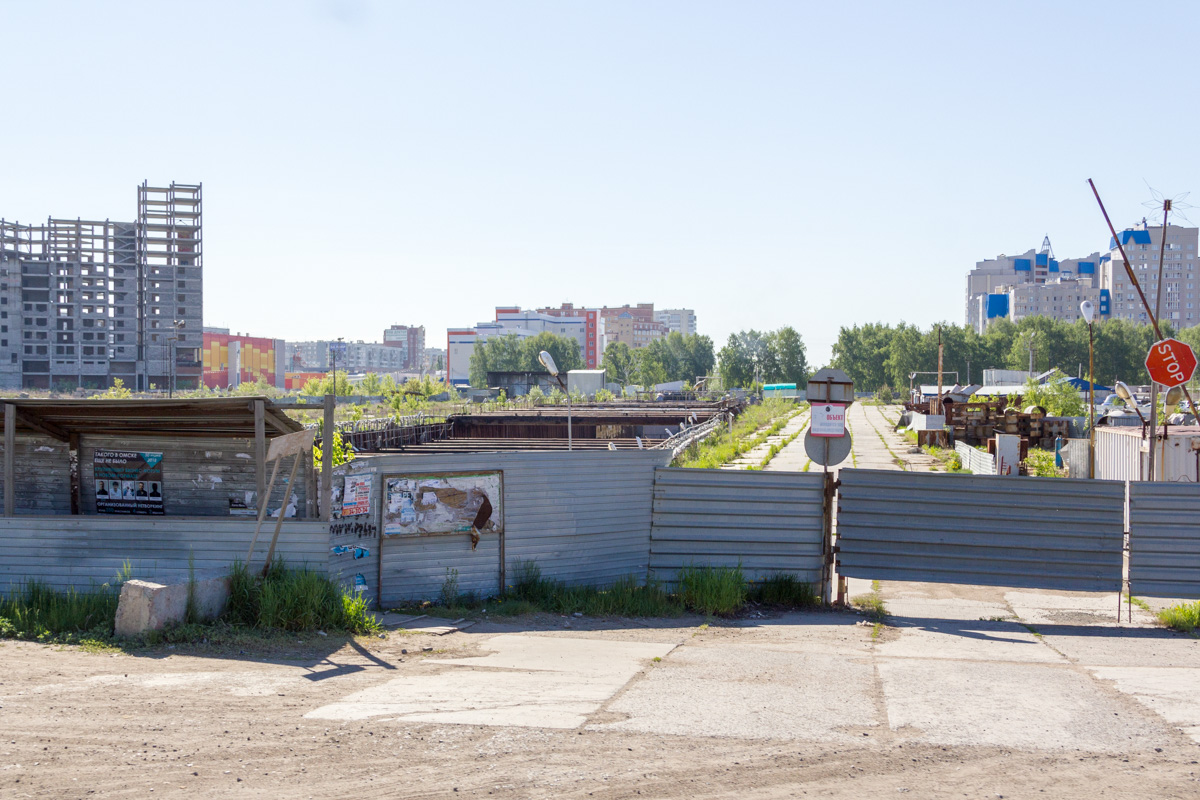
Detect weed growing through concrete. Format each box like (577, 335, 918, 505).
(851, 580, 887, 624)
(1157, 600, 1200, 633)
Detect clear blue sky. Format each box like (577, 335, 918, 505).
(4, 1, 1197, 365)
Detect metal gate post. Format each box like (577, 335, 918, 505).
(821, 471, 840, 605)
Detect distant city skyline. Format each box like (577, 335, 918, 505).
(4, 2, 1198, 366)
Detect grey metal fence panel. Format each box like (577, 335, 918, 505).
(954, 442, 995, 476)
(1129, 482, 1200, 598)
(1061, 439, 1091, 480)
(837, 469, 1124, 591)
(0, 517, 329, 594)
(649, 468, 825, 585)
(355, 450, 672, 606)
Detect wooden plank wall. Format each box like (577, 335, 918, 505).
(0, 434, 72, 514)
(77, 436, 310, 518)
(0, 517, 330, 593)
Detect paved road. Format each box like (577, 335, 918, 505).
(722, 407, 809, 470)
(767, 403, 938, 473)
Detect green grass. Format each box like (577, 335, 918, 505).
(0, 579, 122, 644)
(398, 561, 819, 619)
(674, 399, 800, 469)
(227, 560, 380, 634)
(1157, 600, 1200, 634)
(675, 563, 746, 615)
(747, 573, 819, 608)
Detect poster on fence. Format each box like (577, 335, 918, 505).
(383, 471, 502, 536)
(94, 450, 165, 515)
(342, 474, 372, 516)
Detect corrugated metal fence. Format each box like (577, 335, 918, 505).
(837, 469, 1124, 592)
(1129, 482, 1200, 598)
(0, 517, 329, 593)
(953, 442, 995, 476)
(333, 450, 673, 606)
(649, 468, 825, 585)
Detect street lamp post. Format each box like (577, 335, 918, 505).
(169, 319, 184, 399)
(329, 337, 344, 395)
(538, 350, 571, 451)
(1080, 301, 1096, 479)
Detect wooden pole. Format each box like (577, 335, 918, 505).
(3, 404, 13, 518)
(321, 394, 335, 521)
(246, 455, 283, 566)
(253, 400, 266, 501)
(262, 452, 302, 571)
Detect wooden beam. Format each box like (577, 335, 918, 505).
(4, 403, 14, 518)
(14, 408, 70, 442)
(262, 412, 292, 435)
(321, 394, 334, 522)
(254, 400, 266, 505)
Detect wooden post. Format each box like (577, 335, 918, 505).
(254, 400, 266, 505)
(305, 449, 315, 519)
(3, 403, 13, 518)
(69, 432, 81, 515)
(263, 452, 303, 570)
(321, 393, 334, 521)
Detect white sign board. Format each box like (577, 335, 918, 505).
(995, 434, 1021, 477)
(811, 404, 847, 437)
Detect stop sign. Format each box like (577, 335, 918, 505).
(1145, 338, 1198, 388)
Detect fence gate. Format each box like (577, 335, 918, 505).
(836, 469, 1124, 592)
(649, 468, 827, 586)
(1129, 482, 1200, 599)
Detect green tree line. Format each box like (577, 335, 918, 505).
(601, 333, 716, 387)
(830, 318, 1200, 392)
(468, 332, 585, 388)
(717, 327, 809, 389)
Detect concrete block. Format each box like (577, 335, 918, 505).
(114, 571, 231, 637)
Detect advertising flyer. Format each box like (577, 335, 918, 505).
(342, 474, 372, 517)
(94, 450, 165, 515)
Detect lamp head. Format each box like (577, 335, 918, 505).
(1165, 385, 1185, 415)
(538, 350, 559, 376)
(1114, 380, 1132, 401)
(1080, 300, 1095, 324)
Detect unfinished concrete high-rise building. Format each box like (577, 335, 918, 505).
(0, 181, 203, 391)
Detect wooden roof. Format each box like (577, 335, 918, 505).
(0, 397, 303, 442)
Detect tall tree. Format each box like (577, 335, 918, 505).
(601, 341, 636, 385)
(770, 326, 809, 386)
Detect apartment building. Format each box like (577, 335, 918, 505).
(286, 340, 408, 373)
(602, 311, 669, 350)
(1102, 222, 1200, 326)
(382, 324, 426, 369)
(968, 223, 1200, 333)
(966, 237, 1104, 333)
(0, 181, 203, 391)
(201, 328, 286, 389)
(654, 308, 697, 336)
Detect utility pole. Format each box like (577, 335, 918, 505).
(935, 325, 944, 415)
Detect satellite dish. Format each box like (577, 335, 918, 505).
(607, 442, 617, 451)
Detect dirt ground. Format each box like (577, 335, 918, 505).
(3, 599, 1200, 800)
